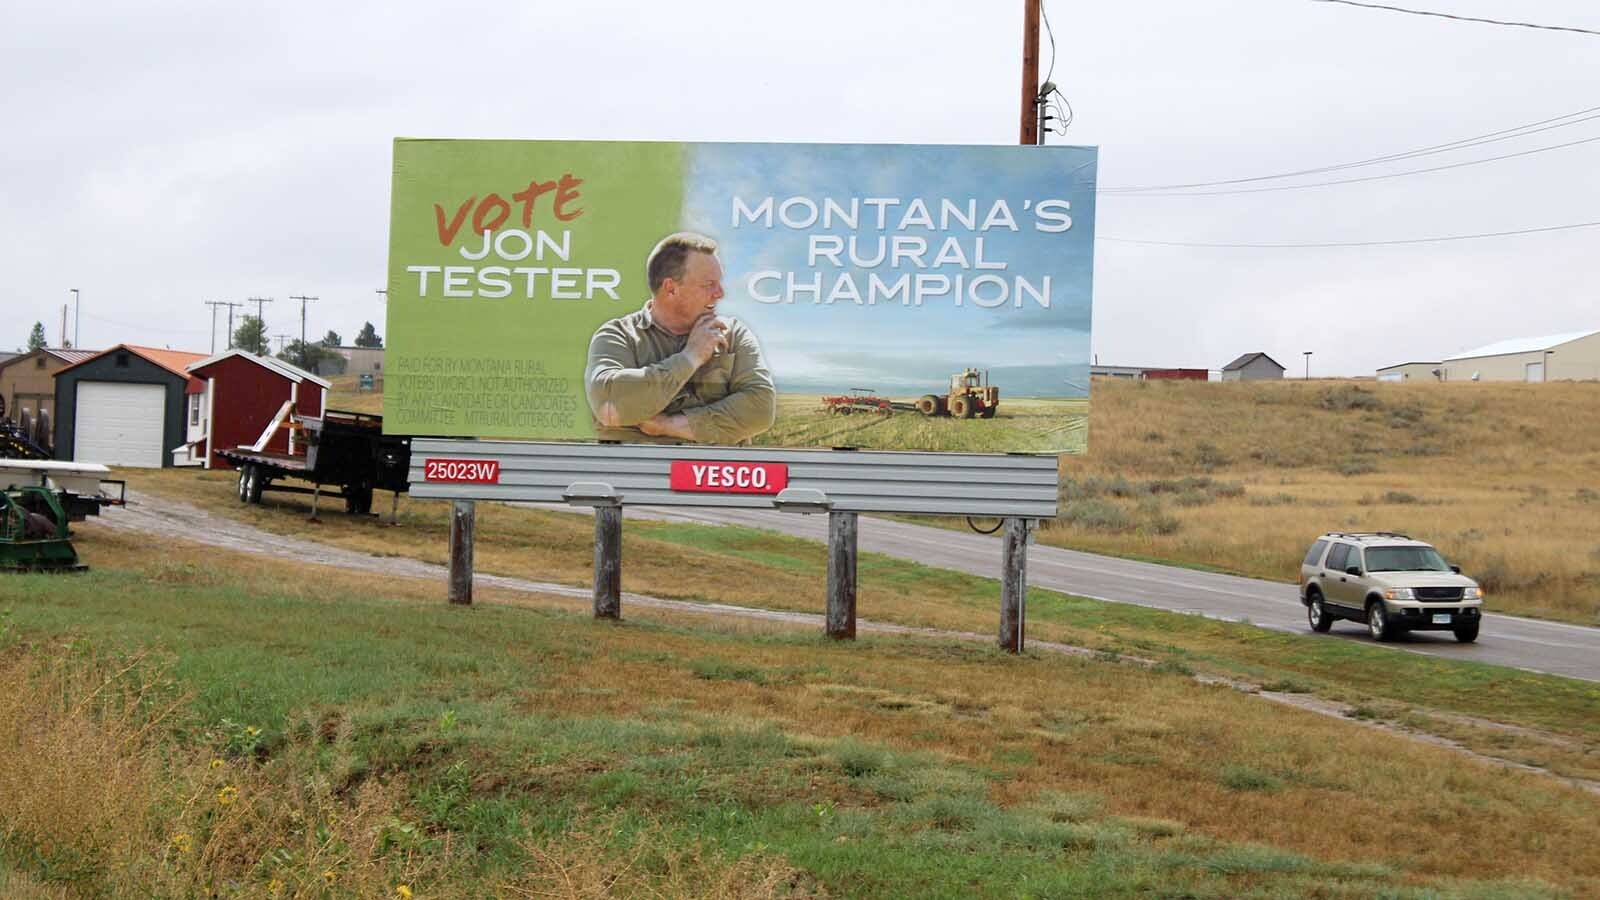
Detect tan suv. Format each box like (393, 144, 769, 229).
(1299, 532, 1483, 642)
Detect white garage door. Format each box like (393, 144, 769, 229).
(75, 382, 167, 467)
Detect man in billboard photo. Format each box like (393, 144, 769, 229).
(584, 232, 777, 444)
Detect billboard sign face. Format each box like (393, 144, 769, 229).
(386, 139, 1096, 454)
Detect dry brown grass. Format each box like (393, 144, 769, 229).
(1053, 379, 1600, 624)
(0, 645, 437, 897)
(505, 829, 822, 899)
(313, 372, 1599, 622)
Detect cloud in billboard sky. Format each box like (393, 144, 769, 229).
(679, 141, 1098, 396)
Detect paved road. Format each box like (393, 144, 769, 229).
(600, 505, 1600, 683)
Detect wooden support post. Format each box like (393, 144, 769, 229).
(593, 502, 622, 619)
(826, 510, 858, 640)
(387, 491, 400, 526)
(1019, 0, 1041, 145)
(999, 517, 1030, 653)
(308, 483, 321, 522)
(448, 499, 475, 606)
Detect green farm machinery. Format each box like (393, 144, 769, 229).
(0, 485, 85, 572)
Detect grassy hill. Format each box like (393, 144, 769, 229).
(1045, 379, 1600, 625)
(3, 531, 1597, 897)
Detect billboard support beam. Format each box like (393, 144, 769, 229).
(448, 500, 475, 605)
(826, 511, 858, 640)
(593, 502, 622, 619)
(1000, 517, 1031, 653)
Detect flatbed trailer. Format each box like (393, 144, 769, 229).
(217, 409, 410, 516)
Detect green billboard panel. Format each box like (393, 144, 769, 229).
(386, 139, 1097, 453)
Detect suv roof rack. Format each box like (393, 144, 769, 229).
(1325, 531, 1413, 541)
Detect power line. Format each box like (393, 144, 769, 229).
(1102, 104, 1600, 192)
(1310, 0, 1600, 38)
(1098, 219, 1600, 249)
(1108, 131, 1600, 197)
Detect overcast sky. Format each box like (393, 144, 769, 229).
(5, 0, 1596, 375)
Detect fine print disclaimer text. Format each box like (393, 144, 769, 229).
(389, 357, 579, 428)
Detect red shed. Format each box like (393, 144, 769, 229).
(182, 350, 330, 469)
(1142, 368, 1209, 381)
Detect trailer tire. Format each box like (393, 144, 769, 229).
(237, 466, 249, 503)
(346, 484, 374, 515)
(245, 465, 265, 504)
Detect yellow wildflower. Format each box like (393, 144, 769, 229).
(209, 758, 223, 770)
(245, 725, 261, 737)
(396, 886, 413, 899)
(323, 868, 336, 885)
(171, 832, 193, 854)
(267, 879, 284, 894)
(216, 785, 238, 807)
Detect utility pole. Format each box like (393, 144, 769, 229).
(289, 294, 318, 369)
(1303, 351, 1313, 380)
(203, 300, 238, 354)
(60, 305, 69, 348)
(274, 334, 293, 353)
(225, 301, 243, 349)
(69, 289, 80, 349)
(247, 296, 274, 335)
(1019, 0, 1041, 145)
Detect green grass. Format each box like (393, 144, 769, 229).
(635, 519, 1600, 748)
(5, 550, 1592, 898)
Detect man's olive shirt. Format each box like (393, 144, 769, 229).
(584, 302, 776, 444)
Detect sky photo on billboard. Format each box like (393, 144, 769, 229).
(386, 139, 1097, 454)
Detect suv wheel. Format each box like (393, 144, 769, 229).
(1453, 621, 1480, 643)
(1366, 600, 1396, 642)
(1306, 592, 1333, 633)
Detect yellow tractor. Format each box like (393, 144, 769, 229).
(916, 368, 999, 419)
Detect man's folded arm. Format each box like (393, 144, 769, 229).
(584, 327, 698, 427)
(680, 331, 776, 443)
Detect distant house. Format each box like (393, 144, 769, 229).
(1219, 353, 1285, 382)
(179, 349, 330, 469)
(1376, 362, 1441, 382)
(53, 345, 207, 467)
(1440, 330, 1600, 383)
(322, 346, 383, 378)
(0, 348, 99, 453)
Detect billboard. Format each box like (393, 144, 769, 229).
(386, 139, 1096, 454)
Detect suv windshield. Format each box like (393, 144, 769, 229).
(1365, 546, 1450, 572)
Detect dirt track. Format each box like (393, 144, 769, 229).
(88, 490, 1597, 796)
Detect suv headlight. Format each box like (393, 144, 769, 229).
(1463, 586, 1482, 600)
(1383, 588, 1415, 601)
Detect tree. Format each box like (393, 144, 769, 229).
(232, 315, 269, 355)
(278, 341, 345, 376)
(26, 322, 46, 351)
(321, 330, 342, 348)
(354, 321, 383, 348)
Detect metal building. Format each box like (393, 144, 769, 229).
(1440, 330, 1600, 383)
(53, 345, 206, 467)
(1219, 352, 1285, 382)
(0, 348, 97, 453)
(1376, 361, 1442, 382)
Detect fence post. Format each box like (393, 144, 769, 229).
(999, 517, 1030, 653)
(826, 510, 858, 639)
(448, 499, 475, 606)
(593, 501, 622, 619)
